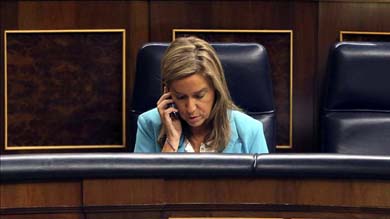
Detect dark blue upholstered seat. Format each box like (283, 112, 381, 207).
(321, 42, 390, 155)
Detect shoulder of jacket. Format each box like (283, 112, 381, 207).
(230, 110, 263, 130)
(139, 108, 161, 125)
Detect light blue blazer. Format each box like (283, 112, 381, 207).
(134, 108, 269, 154)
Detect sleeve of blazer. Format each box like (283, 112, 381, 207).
(249, 121, 268, 154)
(134, 113, 158, 153)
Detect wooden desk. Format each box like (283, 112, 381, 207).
(2, 177, 390, 219)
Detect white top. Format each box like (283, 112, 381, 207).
(184, 138, 216, 153)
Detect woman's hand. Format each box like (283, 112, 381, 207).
(157, 87, 182, 152)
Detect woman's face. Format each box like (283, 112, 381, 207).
(169, 74, 215, 132)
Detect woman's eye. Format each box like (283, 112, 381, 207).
(196, 94, 205, 99)
(176, 95, 185, 100)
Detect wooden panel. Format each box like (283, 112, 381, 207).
(86, 211, 390, 219)
(164, 178, 390, 208)
(126, 1, 150, 152)
(165, 211, 390, 219)
(85, 212, 161, 219)
(171, 218, 284, 219)
(5, 30, 125, 150)
(1, 214, 84, 219)
(150, 0, 295, 39)
(0, 1, 18, 154)
(15, 1, 130, 29)
(83, 177, 390, 218)
(83, 179, 165, 206)
(290, 1, 318, 152)
(82, 178, 390, 208)
(0, 181, 82, 209)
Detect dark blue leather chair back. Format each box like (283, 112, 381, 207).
(321, 42, 390, 155)
(130, 43, 276, 152)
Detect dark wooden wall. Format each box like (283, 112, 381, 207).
(1, 0, 390, 153)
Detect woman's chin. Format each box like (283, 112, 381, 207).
(186, 119, 204, 128)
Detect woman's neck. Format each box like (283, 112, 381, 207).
(189, 125, 210, 152)
(190, 124, 209, 138)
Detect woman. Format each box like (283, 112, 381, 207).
(134, 36, 268, 153)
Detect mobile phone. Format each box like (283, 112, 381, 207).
(167, 102, 179, 119)
(165, 86, 179, 119)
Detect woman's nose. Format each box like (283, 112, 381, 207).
(186, 98, 196, 113)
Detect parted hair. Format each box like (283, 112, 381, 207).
(158, 36, 239, 152)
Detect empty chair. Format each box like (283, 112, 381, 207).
(130, 42, 276, 152)
(321, 42, 390, 155)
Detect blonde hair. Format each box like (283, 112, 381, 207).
(158, 36, 239, 152)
